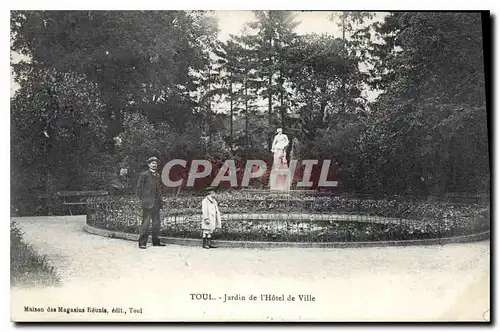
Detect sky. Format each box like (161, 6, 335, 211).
(213, 11, 388, 40)
(214, 11, 346, 41)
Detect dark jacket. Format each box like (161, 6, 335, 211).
(136, 169, 163, 209)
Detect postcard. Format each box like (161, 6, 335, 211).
(10, 10, 490, 322)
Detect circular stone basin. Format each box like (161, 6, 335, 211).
(85, 195, 490, 246)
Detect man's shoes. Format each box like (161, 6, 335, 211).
(153, 242, 166, 247)
(139, 245, 147, 249)
(202, 238, 210, 249)
(208, 239, 217, 249)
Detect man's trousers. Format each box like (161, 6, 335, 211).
(138, 204, 161, 246)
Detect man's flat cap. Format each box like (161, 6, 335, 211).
(147, 156, 160, 163)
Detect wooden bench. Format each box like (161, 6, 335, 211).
(56, 190, 108, 215)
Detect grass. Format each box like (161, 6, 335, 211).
(10, 220, 60, 287)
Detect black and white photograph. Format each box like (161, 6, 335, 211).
(9, 9, 491, 322)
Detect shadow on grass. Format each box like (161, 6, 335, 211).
(10, 219, 61, 288)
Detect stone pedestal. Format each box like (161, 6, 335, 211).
(269, 166, 292, 192)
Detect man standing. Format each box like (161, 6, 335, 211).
(136, 156, 166, 249)
(201, 187, 222, 249)
(271, 128, 289, 169)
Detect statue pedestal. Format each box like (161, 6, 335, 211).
(269, 166, 292, 192)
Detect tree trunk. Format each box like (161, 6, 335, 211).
(245, 81, 249, 149)
(268, 75, 273, 126)
(207, 65, 212, 113)
(267, 31, 273, 150)
(320, 81, 328, 124)
(320, 99, 328, 125)
(342, 12, 347, 113)
(229, 76, 233, 153)
(205, 65, 212, 138)
(280, 70, 285, 127)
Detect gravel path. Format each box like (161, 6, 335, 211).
(11, 216, 490, 322)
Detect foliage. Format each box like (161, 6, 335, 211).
(11, 11, 490, 216)
(11, 11, 218, 120)
(117, 112, 201, 167)
(11, 67, 108, 214)
(217, 11, 301, 150)
(10, 11, 220, 214)
(360, 12, 489, 195)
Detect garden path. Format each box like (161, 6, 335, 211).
(11, 216, 490, 322)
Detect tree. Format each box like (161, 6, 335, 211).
(235, 11, 300, 147)
(286, 34, 343, 141)
(11, 68, 107, 214)
(361, 12, 489, 195)
(10, 10, 223, 208)
(11, 10, 219, 141)
(211, 39, 244, 152)
(332, 12, 375, 113)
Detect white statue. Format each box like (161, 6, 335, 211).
(271, 128, 289, 169)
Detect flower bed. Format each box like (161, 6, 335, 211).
(86, 193, 490, 243)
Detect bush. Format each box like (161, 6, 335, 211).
(10, 220, 60, 287)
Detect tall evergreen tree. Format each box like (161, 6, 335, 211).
(235, 11, 300, 148)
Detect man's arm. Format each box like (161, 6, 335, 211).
(136, 172, 145, 200)
(159, 174, 167, 199)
